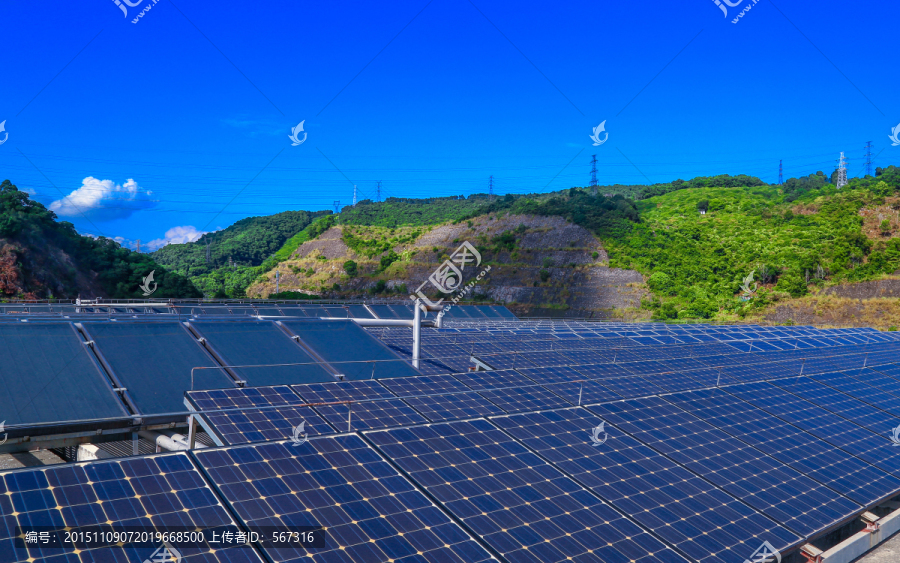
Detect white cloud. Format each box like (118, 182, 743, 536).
(49, 177, 155, 221)
(146, 225, 208, 251)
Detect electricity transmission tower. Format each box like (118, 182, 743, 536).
(864, 141, 873, 176)
(590, 155, 598, 196)
(206, 241, 210, 264)
(135, 239, 141, 253)
(333, 201, 341, 213)
(377, 181, 381, 202)
(489, 176, 494, 202)
(352, 185, 357, 206)
(836, 152, 848, 189)
(778, 160, 783, 185)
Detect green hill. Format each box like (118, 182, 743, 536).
(0, 179, 199, 299)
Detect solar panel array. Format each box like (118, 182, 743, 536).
(5, 311, 900, 562)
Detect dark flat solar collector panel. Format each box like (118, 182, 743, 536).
(404, 392, 505, 422)
(0, 323, 128, 425)
(492, 408, 801, 563)
(190, 321, 333, 386)
(193, 435, 494, 563)
(366, 419, 690, 563)
(588, 397, 861, 539)
(83, 321, 234, 415)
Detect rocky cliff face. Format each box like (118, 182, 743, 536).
(247, 214, 648, 317)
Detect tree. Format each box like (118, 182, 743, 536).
(343, 260, 358, 276)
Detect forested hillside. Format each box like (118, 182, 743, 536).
(0, 180, 199, 299)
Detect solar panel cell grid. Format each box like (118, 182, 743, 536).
(588, 396, 862, 538)
(314, 398, 428, 431)
(404, 392, 505, 422)
(365, 419, 690, 563)
(194, 435, 494, 563)
(0, 453, 262, 562)
(492, 408, 802, 563)
(292, 380, 394, 403)
(666, 389, 900, 507)
(379, 374, 471, 397)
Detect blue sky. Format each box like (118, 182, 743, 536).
(0, 0, 897, 249)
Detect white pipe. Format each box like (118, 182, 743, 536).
(139, 430, 207, 451)
(413, 299, 422, 369)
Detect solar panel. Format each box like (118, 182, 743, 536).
(666, 388, 900, 506)
(724, 381, 900, 475)
(769, 377, 900, 436)
(540, 380, 622, 406)
(186, 386, 335, 445)
(0, 323, 129, 425)
(314, 398, 428, 431)
(281, 320, 419, 380)
(0, 452, 263, 562)
(194, 435, 494, 563)
(378, 374, 471, 397)
(810, 372, 900, 417)
(569, 363, 633, 379)
(404, 392, 505, 422)
(588, 397, 862, 538)
(514, 366, 588, 385)
(593, 376, 663, 399)
(492, 408, 802, 563)
(451, 369, 535, 391)
(83, 321, 235, 415)
(475, 385, 571, 414)
(189, 321, 334, 385)
(292, 380, 394, 403)
(365, 419, 691, 563)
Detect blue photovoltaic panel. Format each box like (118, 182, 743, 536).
(492, 408, 802, 563)
(557, 350, 613, 364)
(194, 436, 494, 563)
(314, 398, 428, 431)
(475, 385, 571, 414)
(839, 367, 900, 398)
(723, 381, 900, 475)
(0, 452, 263, 563)
(292, 380, 394, 403)
(772, 377, 900, 435)
(541, 380, 622, 406)
(515, 365, 593, 385)
(665, 389, 900, 506)
(452, 369, 536, 391)
(378, 374, 471, 397)
(514, 351, 571, 367)
(476, 353, 537, 370)
(588, 396, 861, 538)
(366, 419, 690, 563)
(641, 371, 707, 393)
(569, 363, 633, 379)
(186, 386, 335, 445)
(594, 376, 663, 399)
(621, 360, 670, 375)
(810, 373, 900, 417)
(404, 392, 505, 422)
